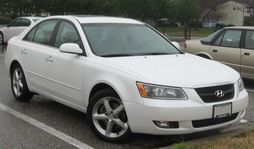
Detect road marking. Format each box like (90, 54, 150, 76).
(0, 103, 94, 149)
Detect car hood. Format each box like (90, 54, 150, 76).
(101, 53, 239, 88)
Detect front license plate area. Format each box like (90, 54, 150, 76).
(213, 103, 232, 118)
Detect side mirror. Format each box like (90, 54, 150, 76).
(60, 43, 83, 55)
(172, 41, 181, 49)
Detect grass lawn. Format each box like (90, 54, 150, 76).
(170, 130, 254, 149)
(158, 27, 215, 37)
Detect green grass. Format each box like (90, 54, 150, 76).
(158, 27, 215, 37)
(170, 130, 254, 149)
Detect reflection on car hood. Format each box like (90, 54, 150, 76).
(103, 53, 239, 88)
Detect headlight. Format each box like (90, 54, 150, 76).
(238, 78, 245, 92)
(136, 82, 187, 100)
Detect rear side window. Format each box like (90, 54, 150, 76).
(33, 20, 57, 45)
(245, 30, 254, 49)
(220, 30, 242, 48)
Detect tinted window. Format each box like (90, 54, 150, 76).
(24, 27, 37, 41)
(220, 30, 242, 48)
(33, 20, 57, 45)
(8, 19, 20, 27)
(19, 19, 31, 26)
(245, 30, 254, 49)
(54, 21, 81, 48)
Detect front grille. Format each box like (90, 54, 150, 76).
(195, 84, 234, 103)
(192, 113, 238, 128)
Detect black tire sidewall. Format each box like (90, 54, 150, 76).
(87, 89, 131, 142)
(11, 64, 32, 102)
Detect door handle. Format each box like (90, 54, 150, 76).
(21, 49, 27, 55)
(45, 56, 54, 62)
(212, 49, 218, 53)
(244, 52, 250, 56)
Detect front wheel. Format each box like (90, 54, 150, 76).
(87, 89, 131, 142)
(11, 64, 33, 102)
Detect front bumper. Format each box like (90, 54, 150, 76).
(124, 88, 248, 135)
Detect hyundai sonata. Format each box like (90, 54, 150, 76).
(5, 16, 248, 142)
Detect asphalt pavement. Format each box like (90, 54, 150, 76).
(0, 46, 254, 149)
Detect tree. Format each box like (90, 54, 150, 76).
(175, 0, 201, 39)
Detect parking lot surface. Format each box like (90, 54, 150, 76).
(0, 45, 254, 148)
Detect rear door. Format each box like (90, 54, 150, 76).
(43, 20, 85, 106)
(240, 30, 254, 79)
(209, 29, 242, 72)
(21, 20, 58, 92)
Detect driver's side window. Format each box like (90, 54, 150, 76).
(54, 21, 82, 48)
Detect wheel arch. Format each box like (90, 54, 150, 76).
(89, 83, 119, 102)
(196, 52, 213, 60)
(10, 60, 21, 76)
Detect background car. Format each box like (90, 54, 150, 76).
(0, 17, 41, 44)
(185, 26, 254, 80)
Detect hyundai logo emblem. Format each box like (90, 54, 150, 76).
(215, 90, 225, 97)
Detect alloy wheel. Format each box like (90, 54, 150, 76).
(92, 97, 129, 138)
(12, 68, 24, 97)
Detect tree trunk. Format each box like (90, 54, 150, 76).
(188, 24, 191, 39)
(184, 23, 187, 39)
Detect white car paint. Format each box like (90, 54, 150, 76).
(0, 17, 41, 43)
(5, 16, 248, 136)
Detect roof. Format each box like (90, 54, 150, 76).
(225, 26, 254, 30)
(75, 16, 144, 24)
(46, 15, 144, 24)
(19, 16, 43, 21)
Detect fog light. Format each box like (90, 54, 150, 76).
(153, 121, 179, 129)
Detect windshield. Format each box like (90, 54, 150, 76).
(82, 24, 181, 57)
(201, 29, 221, 43)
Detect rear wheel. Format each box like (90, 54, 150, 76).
(88, 89, 131, 142)
(11, 64, 33, 102)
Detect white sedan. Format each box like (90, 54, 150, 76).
(5, 16, 248, 142)
(0, 17, 41, 44)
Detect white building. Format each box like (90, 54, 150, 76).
(217, 1, 253, 26)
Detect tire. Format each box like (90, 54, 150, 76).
(87, 89, 131, 142)
(0, 32, 3, 45)
(10, 64, 33, 102)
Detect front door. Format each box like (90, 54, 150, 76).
(209, 29, 242, 72)
(43, 20, 85, 106)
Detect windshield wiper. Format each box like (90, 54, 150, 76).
(100, 52, 176, 57)
(100, 54, 134, 57)
(136, 52, 173, 56)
